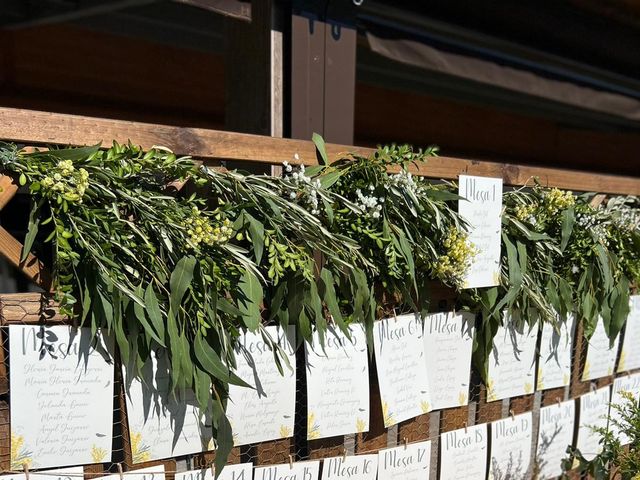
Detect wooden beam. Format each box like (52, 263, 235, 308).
(0, 174, 18, 210)
(0, 107, 638, 195)
(0, 226, 52, 292)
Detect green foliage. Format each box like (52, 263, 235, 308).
(471, 184, 640, 381)
(563, 391, 640, 479)
(294, 143, 474, 320)
(3, 137, 640, 474)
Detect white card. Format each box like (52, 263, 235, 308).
(2, 466, 86, 480)
(254, 461, 320, 480)
(536, 400, 575, 479)
(377, 441, 431, 480)
(611, 373, 640, 445)
(582, 318, 619, 380)
(422, 312, 475, 409)
(486, 312, 538, 402)
(537, 316, 574, 390)
(305, 325, 370, 439)
(373, 314, 431, 426)
(321, 454, 378, 480)
(618, 295, 640, 372)
(458, 175, 503, 289)
(227, 325, 296, 445)
(576, 386, 611, 461)
(100, 465, 166, 480)
(489, 412, 533, 480)
(9, 325, 114, 469)
(123, 349, 207, 462)
(175, 464, 253, 480)
(440, 424, 488, 480)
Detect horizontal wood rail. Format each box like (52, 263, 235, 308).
(0, 107, 639, 195)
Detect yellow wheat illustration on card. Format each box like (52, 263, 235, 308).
(492, 271, 501, 285)
(356, 418, 367, 433)
(619, 350, 627, 372)
(280, 425, 292, 438)
(524, 381, 533, 394)
(130, 431, 151, 463)
(10, 433, 32, 470)
(420, 400, 431, 414)
(582, 360, 591, 381)
(91, 444, 107, 463)
(537, 367, 544, 390)
(486, 378, 497, 402)
(382, 401, 396, 426)
(458, 391, 467, 406)
(307, 412, 321, 440)
(563, 373, 570, 386)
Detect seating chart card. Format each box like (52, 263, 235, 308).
(488, 412, 533, 480)
(486, 312, 538, 402)
(254, 461, 320, 480)
(373, 314, 431, 426)
(536, 399, 575, 479)
(537, 316, 574, 390)
(611, 373, 640, 445)
(306, 325, 370, 439)
(422, 311, 475, 409)
(10, 325, 114, 469)
(377, 441, 431, 480)
(175, 464, 253, 480)
(321, 454, 378, 480)
(458, 175, 503, 289)
(123, 349, 207, 462)
(582, 318, 619, 381)
(440, 424, 488, 480)
(618, 295, 640, 372)
(576, 386, 611, 461)
(226, 325, 297, 445)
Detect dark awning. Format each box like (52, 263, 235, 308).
(366, 31, 640, 122)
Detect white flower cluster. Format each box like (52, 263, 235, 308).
(577, 212, 609, 246)
(282, 161, 321, 215)
(386, 170, 422, 194)
(613, 208, 640, 232)
(356, 185, 383, 219)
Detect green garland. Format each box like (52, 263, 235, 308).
(1, 139, 639, 473)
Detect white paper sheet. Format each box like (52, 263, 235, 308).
(226, 326, 296, 445)
(305, 325, 369, 439)
(9, 325, 114, 469)
(422, 312, 474, 409)
(373, 314, 431, 426)
(458, 175, 503, 289)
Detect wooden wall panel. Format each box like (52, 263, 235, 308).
(354, 82, 640, 177)
(0, 25, 225, 129)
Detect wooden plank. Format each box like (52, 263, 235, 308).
(0, 293, 67, 324)
(0, 175, 18, 211)
(0, 107, 638, 194)
(0, 226, 52, 292)
(0, 401, 9, 471)
(0, 329, 8, 395)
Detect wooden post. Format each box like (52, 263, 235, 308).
(290, 0, 358, 460)
(224, 0, 284, 175)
